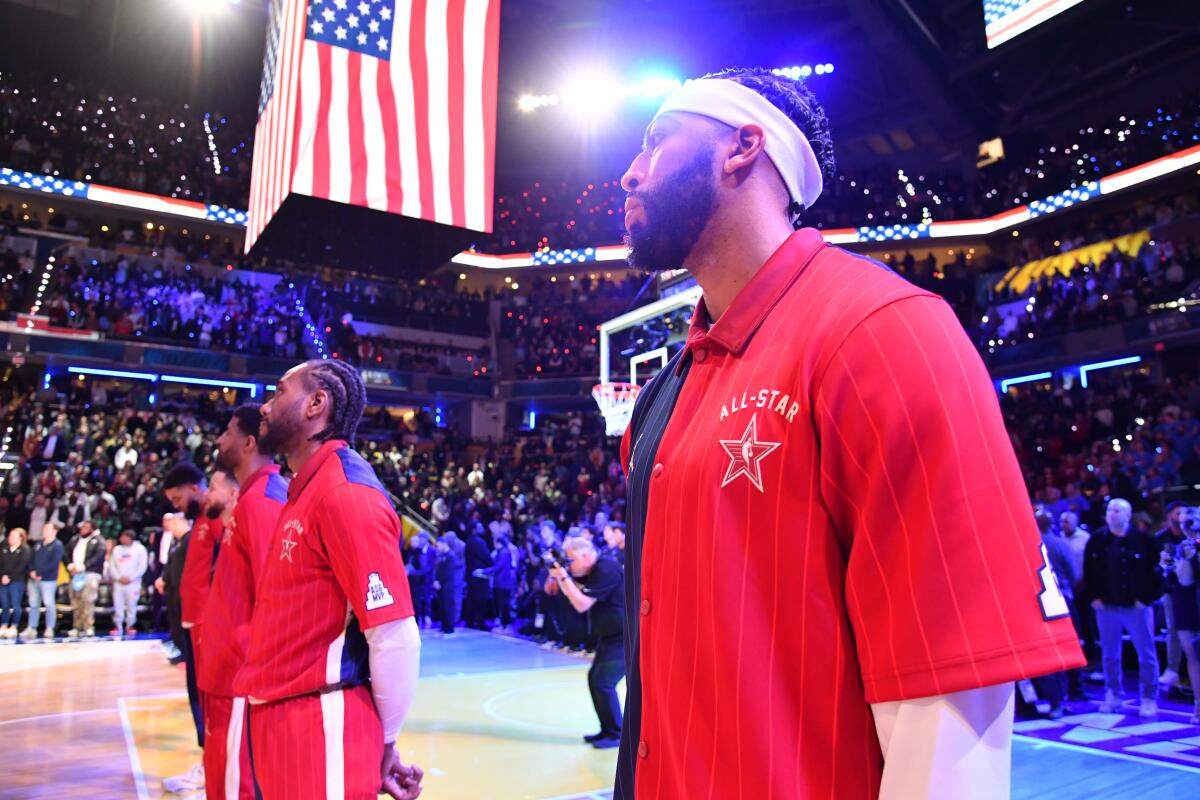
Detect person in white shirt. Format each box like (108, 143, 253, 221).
(115, 438, 139, 470)
(107, 529, 148, 637)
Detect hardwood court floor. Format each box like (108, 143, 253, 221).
(3, 631, 1200, 799)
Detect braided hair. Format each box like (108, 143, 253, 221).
(302, 359, 367, 445)
(700, 66, 836, 227)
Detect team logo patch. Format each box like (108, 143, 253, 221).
(280, 519, 303, 562)
(365, 572, 395, 611)
(719, 415, 782, 492)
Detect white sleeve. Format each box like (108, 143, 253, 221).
(870, 682, 1015, 800)
(363, 615, 421, 745)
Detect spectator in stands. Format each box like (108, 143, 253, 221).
(1156, 501, 1189, 689)
(1082, 498, 1164, 717)
(0, 527, 31, 638)
(108, 528, 148, 637)
(477, 532, 520, 629)
(405, 533, 436, 628)
(1034, 511, 1077, 717)
(435, 531, 466, 634)
(24, 521, 63, 639)
(1167, 521, 1200, 723)
(64, 518, 105, 638)
(464, 524, 493, 629)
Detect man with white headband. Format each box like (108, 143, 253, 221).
(615, 67, 1084, 799)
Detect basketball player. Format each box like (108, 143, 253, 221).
(197, 406, 289, 799)
(234, 360, 423, 800)
(614, 68, 1085, 798)
(161, 461, 223, 794)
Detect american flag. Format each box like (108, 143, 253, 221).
(246, 0, 501, 251)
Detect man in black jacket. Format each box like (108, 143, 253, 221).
(406, 533, 436, 627)
(435, 531, 466, 634)
(154, 512, 191, 654)
(1082, 498, 1164, 717)
(64, 519, 106, 637)
(464, 524, 493, 630)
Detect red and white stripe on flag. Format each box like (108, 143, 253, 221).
(245, 0, 501, 253)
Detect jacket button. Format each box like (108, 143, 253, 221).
(652, 463, 664, 478)
(693, 348, 708, 363)
(638, 740, 649, 758)
(640, 599, 651, 616)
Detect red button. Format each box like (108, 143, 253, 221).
(652, 463, 664, 478)
(640, 599, 651, 615)
(638, 740, 649, 758)
(693, 348, 708, 363)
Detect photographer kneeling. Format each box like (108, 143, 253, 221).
(545, 537, 625, 749)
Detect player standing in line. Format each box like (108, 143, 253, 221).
(613, 68, 1085, 799)
(161, 461, 224, 794)
(235, 360, 423, 799)
(197, 405, 290, 799)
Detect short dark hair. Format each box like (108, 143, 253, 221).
(230, 403, 264, 442)
(699, 67, 836, 221)
(210, 465, 239, 488)
(163, 461, 205, 490)
(302, 359, 367, 444)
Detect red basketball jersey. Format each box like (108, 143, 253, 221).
(617, 228, 1084, 799)
(198, 465, 289, 697)
(235, 440, 413, 703)
(180, 513, 222, 627)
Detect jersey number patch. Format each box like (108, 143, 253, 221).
(1036, 543, 1070, 621)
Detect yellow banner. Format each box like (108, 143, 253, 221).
(996, 229, 1151, 295)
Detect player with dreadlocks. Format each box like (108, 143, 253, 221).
(234, 360, 423, 799)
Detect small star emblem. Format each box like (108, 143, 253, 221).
(335, 25, 347, 40)
(719, 416, 782, 492)
(357, 31, 367, 45)
(280, 532, 298, 562)
(377, 35, 388, 51)
(310, 20, 325, 34)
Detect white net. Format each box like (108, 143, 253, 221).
(592, 382, 641, 437)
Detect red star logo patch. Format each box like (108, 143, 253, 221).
(719, 416, 782, 492)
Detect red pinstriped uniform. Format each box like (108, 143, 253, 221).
(614, 228, 1085, 799)
(180, 515, 221, 627)
(235, 440, 413, 800)
(199, 465, 288, 800)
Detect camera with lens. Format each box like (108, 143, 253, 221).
(542, 546, 571, 569)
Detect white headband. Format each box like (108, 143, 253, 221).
(651, 78, 824, 212)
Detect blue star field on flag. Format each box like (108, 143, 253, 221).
(306, 0, 395, 60)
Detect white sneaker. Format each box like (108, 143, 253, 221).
(163, 762, 205, 792)
(43, 628, 54, 639)
(20, 628, 36, 639)
(1139, 698, 1158, 718)
(1158, 669, 1180, 688)
(1098, 690, 1122, 713)
(67, 629, 79, 639)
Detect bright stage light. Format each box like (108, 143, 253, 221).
(175, 0, 237, 15)
(561, 71, 624, 115)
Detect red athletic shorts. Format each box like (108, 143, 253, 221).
(248, 685, 383, 800)
(202, 694, 255, 800)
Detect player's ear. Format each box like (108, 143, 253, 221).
(307, 387, 329, 421)
(723, 123, 767, 176)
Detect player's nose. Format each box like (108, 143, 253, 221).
(620, 156, 644, 193)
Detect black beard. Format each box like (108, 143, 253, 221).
(258, 407, 302, 456)
(624, 146, 717, 272)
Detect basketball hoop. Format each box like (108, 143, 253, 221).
(592, 382, 641, 437)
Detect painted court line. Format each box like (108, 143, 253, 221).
(118, 696, 152, 800)
(1014, 733, 1200, 774)
(0, 708, 116, 727)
